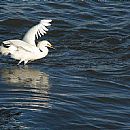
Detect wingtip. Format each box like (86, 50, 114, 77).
(40, 19, 52, 26)
(41, 19, 52, 23)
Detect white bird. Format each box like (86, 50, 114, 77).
(0, 19, 54, 65)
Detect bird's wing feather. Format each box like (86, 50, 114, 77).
(22, 20, 52, 46)
(3, 40, 36, 53)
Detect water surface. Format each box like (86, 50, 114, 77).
(0, 1, 130, 129)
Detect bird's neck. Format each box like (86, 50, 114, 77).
(38, 47, 49, 58)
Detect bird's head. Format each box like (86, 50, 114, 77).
(37, 40, 55, 51)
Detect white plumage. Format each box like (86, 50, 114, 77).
(0, 19, 54, 65)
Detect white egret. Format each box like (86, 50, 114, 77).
(0, 19, 54, 65)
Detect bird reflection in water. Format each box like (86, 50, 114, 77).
(1, 66, 49, 87)
(0, 66, 51, 109)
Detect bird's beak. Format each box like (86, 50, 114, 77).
(50, 44, 55, 49)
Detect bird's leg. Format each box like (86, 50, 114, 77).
(17, 60, 23, 65)
(24, 60, 28, 65)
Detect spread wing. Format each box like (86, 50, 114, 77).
(2, 40, 37, 53)
(23, 20, 52, 46)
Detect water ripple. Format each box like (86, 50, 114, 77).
(0, 1, 130, 129)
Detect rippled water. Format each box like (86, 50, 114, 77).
(0, 1, 130, 129)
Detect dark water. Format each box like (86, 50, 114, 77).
(0, 0, 130, 129)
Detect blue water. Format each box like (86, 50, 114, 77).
(0, 1, 130, 129)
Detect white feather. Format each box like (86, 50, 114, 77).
(3, 40, 39, 53)
(23, 19, 52, 45)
